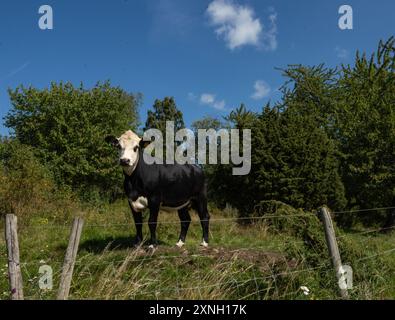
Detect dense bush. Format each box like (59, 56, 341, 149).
(280, 38, 395, 227)
(0, 138, 82, 222)
(0, 138, 54, 219)
(201, 38, 394, 228)
(205, 104, 346, 216)
(4, 81, 140, 202)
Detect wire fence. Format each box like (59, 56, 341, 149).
(2, 205, 395, 300)
(17, 221, 395, 269)
(19, 205, 395, 229)
(18, 244, 395, 300)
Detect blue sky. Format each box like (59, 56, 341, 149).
(0, 0, 394, 135)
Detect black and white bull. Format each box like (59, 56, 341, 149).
(105, 130, 210, 248)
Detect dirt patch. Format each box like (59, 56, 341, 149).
(132, 245, 298, 273)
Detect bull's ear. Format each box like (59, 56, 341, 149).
(105, 135, 118, 146)
(139, 139, 151, 149)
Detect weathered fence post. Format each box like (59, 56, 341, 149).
(57, 217, 84, 300)
(5, 214, 24, 300)
(318, 206, 349, 299)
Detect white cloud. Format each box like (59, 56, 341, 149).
(251, 80, 271, 100)
(207, 0, 261, 50)
(187, 92, 197, 101)
(262, 12, 277, 51)
(213, 99, 226, 110)
(335, 46, 349, 59)
(200, 93, 216, 104)
(206, 0, 278, 51)
(200, 93, 226, 110)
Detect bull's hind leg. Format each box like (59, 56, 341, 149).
(176, 207, 191, 247)
(195, 196, 210, 247)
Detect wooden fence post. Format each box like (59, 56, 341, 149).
(5, 214, 24, 300)
(57, 217, 84, 300)
(318, 206, 349, 299)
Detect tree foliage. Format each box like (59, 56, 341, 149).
(0, 138, 54, 218)
(144, 97, 185, 160)
(144, 97, 184, 133)
(279, 37, 395, 226)
(205, 103, 346, 215)
(5, 81, 140, 201)
(202, 38, 394, 227)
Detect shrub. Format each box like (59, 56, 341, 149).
(5, 81, 140, 201)
(0, 138, 78, 223)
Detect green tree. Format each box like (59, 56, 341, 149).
(191, 115, 228, 202)
(0, 138, 55, 218)
(191, 115, 223, 133)
(5, 81, 140, 201)
(335, 38, 395, 226)
(144, 97, 185, 161)
(208, 104, 259, 211)
(278, 37, 395, 227)
(144, 97, 184, 133)
(213, 104, 346, 215)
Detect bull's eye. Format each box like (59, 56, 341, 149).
(133, 146, 139, 152)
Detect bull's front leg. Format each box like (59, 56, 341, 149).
(132, 211, 143, 246)
(148, 203, 160, 248)
(129, 206, 143, 247)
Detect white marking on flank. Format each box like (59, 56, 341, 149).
(160, 201, 190, 212)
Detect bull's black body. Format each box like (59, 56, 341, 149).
(124, 149, 210, 246)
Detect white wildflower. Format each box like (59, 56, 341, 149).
(300, 286, 310, 295)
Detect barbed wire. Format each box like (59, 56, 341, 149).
(14, 248, 277, 268)
(113, 245, 395, 297)
(130, 262, 333, 297)
(12, 205, 395, 230)
(332, 206, 395, 214)
(355, 247, 395, 262)
(7, 224, 394, 270)
(11, 245, 395, 300)
(19, 213, 313, 230)
(13, 229, 395, 277)
(2, 205, 394, 300)
(5, 223, 394, 273)
(337, 225, 395, 241)
(239, 286, 307, 300)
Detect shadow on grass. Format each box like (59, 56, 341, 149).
(78, 236, 168, 254)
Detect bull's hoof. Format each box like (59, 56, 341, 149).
(147, 240, 158, 250)
(176, 240, 185, 248)
(132, 237, 143, 248)
(200, 240, 209, 248)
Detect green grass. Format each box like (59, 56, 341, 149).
(0, 200, 394, 300)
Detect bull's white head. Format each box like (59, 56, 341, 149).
(105, 130, 141, 175)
